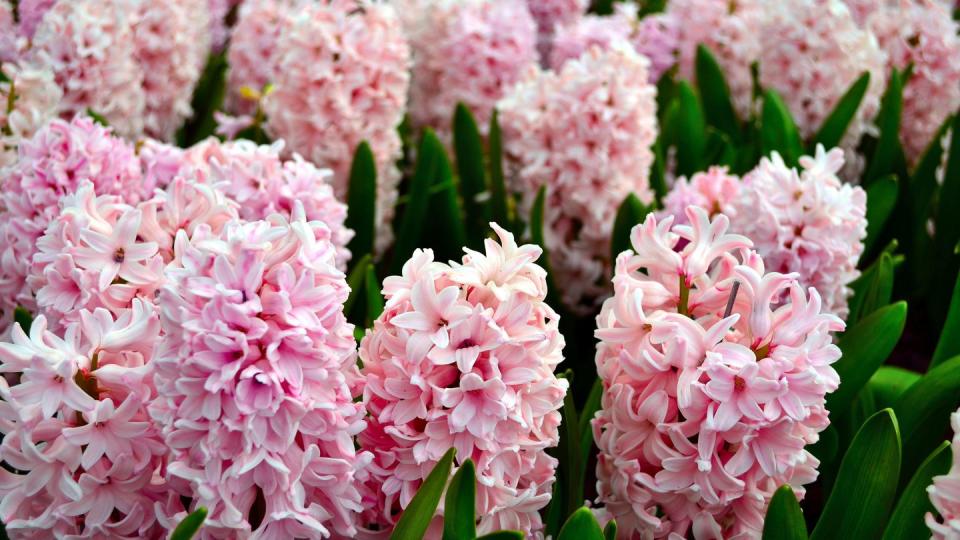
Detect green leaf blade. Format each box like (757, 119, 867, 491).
(170, 507, 208, 540)
(933, 270, 960, 367)
(762, 486, 807, 540)
(695, 44, 740, 143)
(865, 69, 904, 185)
(390, 448, 456, 540)
(392, 129, 443, 274)
(442, 460, 477, 540)
(610, 194, 648, 267)
(345, 142, 378, 265)
(864, 175, 898, 257)
(812, 72, 871, 151)
(894, 355, 960, 482)
(760, 89, 804, 167)
(557, 507, 604, 540)
(487, 110, 509, 229)
(882, 441, 951, 540)
(675, 81, 707, 177)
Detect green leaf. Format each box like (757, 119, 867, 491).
(454, 103, 490, 248)
(170, 508, 208, 540)
(894, 355, 960, 482)
(364, 264, 384, 329)
(675, 82, 707, 177)
(847, 251, 896, 324)
(882, 441, 952, 540)
(443, 460, 476, 540)
(760, 90, 803, 167)
(703, 127, 737, 169)
(392, 129, 443, 274)
(530, 186, 560, 308)
(559, 370, 584, 519)
(476, 533, 524, 540)
(610, 194, 649, 266)
(865, 69, 904, 185)
(426, 137, 469, 261)
(488, 110, 510, 230)
(762, 486, 807, 540)
(390, 448, 456, 540)
(557, 507, 605, 540)
(864, 175, 898, 256)
(579, 378, 603, 464)
(931, 113, 960, 324)
(868, 366, 921, 411)
(345, 142, 377, 267)
(603, 520, 617, 540)
(905, 116, 952, 296)
(933, 269, 960, 367)
(177, 52, 228, 146)
(827, 302, 907, 416)
(343, 254, 371, 325)
(696, 44, 740, 142)
(85, 108, 109, 127)
(810, 409, 901, 540)
(650, 139, 668, 205)
(811, 72, 871, 151)
(13, 306, 32, 334)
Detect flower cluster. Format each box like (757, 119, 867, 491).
(358, 225, 567, 537)
(151, 206, 369, 538)
(660, 166, 741, 227)
(866, 0, 960, 163)
(727, 147, 867, 321)
(0, 299, 168, 538)
(0, 117, 145, 336)
(548, 4, 679, 83)
(927, 408, 960, 539)
(0, 62, 62, 168)
(498, 42, 658, 311)
(263, 0, 409, 255)
(668, 0, 762, 120)
(594, 207, 844, 538)
(757, 0, 886, 164)
(407, 0, 538, 143)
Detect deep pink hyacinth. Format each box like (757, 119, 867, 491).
(668, 0, 762, 120)
(0, 117, 144, 337)
(0, 301, 169, 538)
(593, 207, 844, 538)
(498, 42, 658, 312)
(151, 205, 368, 538)
(132, 0, 212, 141)
(264, 0, 409, 255)
(757, 0, 886, 171)
(866, 0, 960, 163)
(408, 0, 538, 144)
(727, 146, 867, 321)
(549, 5, 679, 83)
(26, 0, 147, 138)
(358, 224, 567, 537)
(927, 408, 960, 538)
(225, 0, 295, 115)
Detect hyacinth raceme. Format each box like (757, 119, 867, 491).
(226, 0, 295, 116)
(659, 166, 741, 227)
(668, 0, 762, 120)
(0, 62, 63, 168)
(866, 0, 960, 163)
(594, 207, 844, 538)
(727, 146, 867, 321)
(358, 225, 567, 537)
(151, 205, 368, 538)
(0, 301, 169, 538)
(0, 117, 145, 337)
(408, 0, 538, 144)
(548, 5, 679, 83)
(927, 408, 960, 538)
(757, 0, 886, 159)
(264, 0, 409, 255)
(26, 0, 147, 138)
(131, 0, 212, 141)
(498, 42, 658, 312)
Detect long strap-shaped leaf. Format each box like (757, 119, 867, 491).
(345, 142, 377, 268)
(811, 72, 871, 151)
(390, 448, 456, 540)
(453, 104, 490, 249)
(695, 44, 740, 143)
(762, 486, 807, 540)
(810, 409, 902, 540)
(932, 270, 960, 367)
(392, 129, 443, 274)
(442, 460, 476, 540)
(882, 441, 951, 540)
(760, 89, 803, 168)
(894, 355, 960, 483)
(557, 507, 605, 540)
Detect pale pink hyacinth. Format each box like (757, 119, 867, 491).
(264, 0, 409, 255)
(26, 0, 147, 138)
(226, 0, 296, 116)
(0, 62, 63, 168)
(594, 207, 844, 538)
(549, 5, 679, 83)
(408, 0, 538, 143)
(668, 0, 762, 120)
(10, 0, 54, 39)
(659, 166, 741, 227)
(498, 42, 658, 312)
(0, 117, 145, 336)
(866, 0, 960, 163)
(358, 224, 567, 537)
(0, 1, 17, 63)
(132, 0, 212, 141)
(927, 408, 960, 538)
(0, 300, 169, 538)
(727, 146, 867, 321)
(757, 0, 886, 157)
(151, 205, 369, 538)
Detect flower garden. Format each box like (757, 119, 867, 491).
(1, 0, 960, 539)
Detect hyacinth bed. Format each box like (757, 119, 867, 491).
(2, 0, 960, 539)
